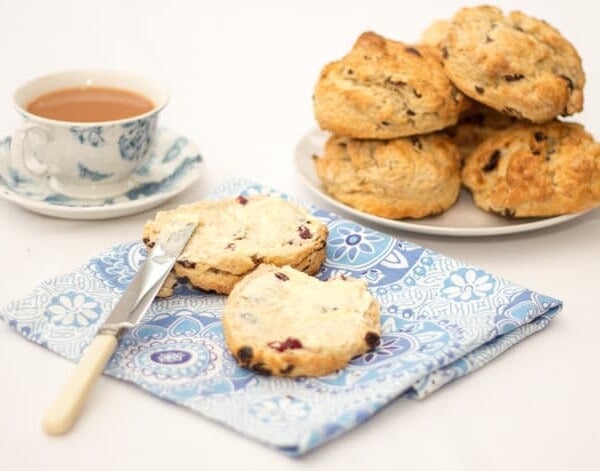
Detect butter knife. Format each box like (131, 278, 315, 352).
(42, 220, 197, 435)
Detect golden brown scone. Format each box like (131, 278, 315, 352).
(442, 5, 585, 123)
(314, 133, 461, 219)
(142, 196, 328, 296)
(445, 102, 518, 160)
(223, 264, 381, 377)
(419, 19, 451, 53)
(462, 121, 600, 217)
(313, 31, 468, 139)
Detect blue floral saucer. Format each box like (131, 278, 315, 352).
(0, 129, 204, 219)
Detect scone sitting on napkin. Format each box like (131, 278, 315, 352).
(0, 179, 563, 456)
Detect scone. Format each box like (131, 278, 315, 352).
(462, 121, 600, 217)
(314, 133, 461, 219)
(313, 31, 467, 139)
(444, 102, 518, 160)
(222, 264, 381, 377)
(419, 19, 451, 53)
(442, 5, 584, 123)
(142, 195, 328, 296)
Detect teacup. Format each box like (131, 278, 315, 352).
(12, 70, 169, 199)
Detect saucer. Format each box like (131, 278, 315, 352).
(0, 128, 204, 220)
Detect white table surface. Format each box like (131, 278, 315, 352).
(1, 0, 599, 469)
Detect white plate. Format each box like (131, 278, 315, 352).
(0, 128, 204, 220)
(294, 129, 585, 237)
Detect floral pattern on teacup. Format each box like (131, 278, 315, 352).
(69, 126, 105, 147)
(119, 117, 156, 162)
(77, 163, 114, 181)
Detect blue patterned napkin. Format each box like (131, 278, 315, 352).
(0, 179, 562, 455)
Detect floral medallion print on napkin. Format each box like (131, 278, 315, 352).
(0, 178, 562, 456)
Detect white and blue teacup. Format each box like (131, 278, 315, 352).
(12, 70, 169, 199)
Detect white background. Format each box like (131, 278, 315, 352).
(1, 0, 599, 469)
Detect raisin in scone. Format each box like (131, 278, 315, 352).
(442, 5, 584, 123)
(223, 264, 381, 377)
(462, 121, 600, 217)
(444, 102, 518, 160)
(313, 31, 467, 139)
(142, 196, 328, 296)
(314, 133, 461, 219)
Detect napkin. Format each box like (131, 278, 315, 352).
(0, 178, 562, 456)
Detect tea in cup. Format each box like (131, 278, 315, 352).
(12, 70, 169, 199)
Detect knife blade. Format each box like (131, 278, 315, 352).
(42, 220, 197, 436)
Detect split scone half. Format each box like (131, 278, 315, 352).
(142, 195, 328, 296)
(223, 264, 381, 377)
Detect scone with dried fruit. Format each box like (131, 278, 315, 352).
(143, 195, 328, 296)
(442, 5, 584, 122)
(223, 264, 381, 377)
(314, 133, 461, 219)
(462, 121, 600, 217)
(314, 31, 467, 139)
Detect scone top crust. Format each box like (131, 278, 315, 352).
(442, 5, 584, 123)
(462, 121, 600, 217)
(142, 196, 328, 293)
(314, 31, 468, 139)
(223, 264, 381, 377)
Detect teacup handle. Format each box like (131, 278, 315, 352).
(11, 122, 51, 177)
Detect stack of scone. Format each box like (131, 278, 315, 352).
(313, 31, 467, 219)
(313, 5, 600, 219)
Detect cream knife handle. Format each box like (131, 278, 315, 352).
(42, 334, 118, 435)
